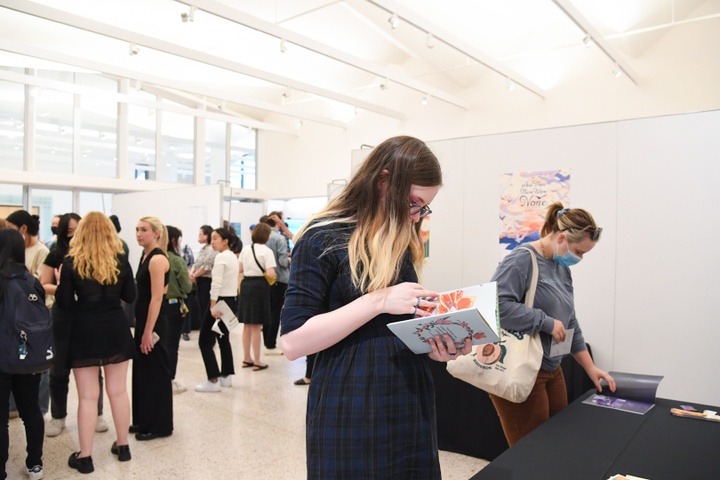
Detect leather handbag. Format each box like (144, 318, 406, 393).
(251, 245, 276, 286)
(446, 246, 543, 403)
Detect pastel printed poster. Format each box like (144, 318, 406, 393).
(499, 169, 570, 259)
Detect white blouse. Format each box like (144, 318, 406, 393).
(239, 244, 276, 277)
(209, 249, 239, 300)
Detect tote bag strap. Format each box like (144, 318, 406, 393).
(516, 246, 539, 309)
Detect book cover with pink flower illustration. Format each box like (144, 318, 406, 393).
(387, 282, 500, 354)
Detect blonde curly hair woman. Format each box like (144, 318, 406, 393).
(56, 212, 137, 473)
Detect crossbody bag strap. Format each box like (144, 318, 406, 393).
(250, 244, 265, 273)
(517, 246, 539, 309)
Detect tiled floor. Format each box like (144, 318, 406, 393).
(7, 330, 489, 479)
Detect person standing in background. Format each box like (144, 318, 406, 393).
(0, 228, 46, 480)
(189, 225, 216, 335)
(5, 211, 50, 419)
(259, 216, 290, 355)
(131, 217, 173, 441)
(194, 228, 240, 392)
(180, 242, 195, 342)
(238, 223, 276, 372)
(56, 212, 137, 473)
(43, 214, 60, 249)
(164, 226, 192, 394)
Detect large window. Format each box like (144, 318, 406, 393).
(229, 125, 256, 189)
(34, 87, 74, 174)
(77, 74, 118, 178)
(0, 80, 25, 170)
(3, 65, 259, 192)
(29, 188, 73, 243)
(205, 119, 227, 185)
(128, 91, 157, 180)
(160, 108, 194, 184)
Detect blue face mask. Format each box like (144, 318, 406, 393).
(554, 242, 581, 267)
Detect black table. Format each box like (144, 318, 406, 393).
(470, 391, 720, 480)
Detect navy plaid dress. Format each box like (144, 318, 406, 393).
(281, 222, 440, 480)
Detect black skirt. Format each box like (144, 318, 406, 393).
(238, 276, 270, 325)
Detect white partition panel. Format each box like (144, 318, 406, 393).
(112, 184, 223, 271)
(614, 111, 720, 404)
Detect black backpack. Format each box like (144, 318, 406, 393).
(0, 270, 54, 374)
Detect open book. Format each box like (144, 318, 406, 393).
(582, 372, 664, 415)
(386, 282, 500, 354)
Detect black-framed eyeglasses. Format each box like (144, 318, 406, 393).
(410, 201, 432, 218)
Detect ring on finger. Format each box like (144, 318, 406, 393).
(449, 353, 456, 357)
(413, 306, 417, 316)
(416, 297, 421, 308)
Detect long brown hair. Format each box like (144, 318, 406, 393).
(296, 136, 442, 293)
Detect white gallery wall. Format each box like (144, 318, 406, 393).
(417, 110, 718, 406)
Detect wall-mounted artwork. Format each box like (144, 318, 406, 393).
(499, 169, 570, 258)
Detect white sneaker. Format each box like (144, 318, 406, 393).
(172, 381, 187, 394)
(25, 464, 44, 480)
(194, 380, 221, 393)
(219, 376, 232, 388)
(46, 418, 65, 437)
(95, 415, 109, 433)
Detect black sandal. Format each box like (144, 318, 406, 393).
(293, 378, 310, 386)
(241, 361, 254, 368)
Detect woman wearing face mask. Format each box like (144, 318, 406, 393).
(489, 202, 616, 446)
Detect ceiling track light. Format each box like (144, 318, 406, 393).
(128, 43, 139, 56)
(583, 34, 593, 48)
(388, 13, 400, 29)
(426, 32, 435, 49)
(380, 78, 389, 90)
(180, 6, 196, 23)
(420, 95, 429, 106)
(280, 38, 287, 53)
(506, 77, 516, 91)
(612, 65, 623, 78)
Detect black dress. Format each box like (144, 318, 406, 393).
(132, 248, 173, 436)
(281, 223, 441, 479)
(56, 255, 136, 367)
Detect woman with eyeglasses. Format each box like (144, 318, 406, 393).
(280, 136, 469, 479)
(489, 202, 616, 446)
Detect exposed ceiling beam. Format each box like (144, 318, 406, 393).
(367, 0, 546, 99)
(1, 0, 404, 120)
(178, 0, 470, 110)
(0, 39, 349, 132)
(552, 0, 639, 85)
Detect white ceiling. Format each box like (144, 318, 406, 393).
(1, 0, 719, 130)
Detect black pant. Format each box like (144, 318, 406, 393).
(263, 282, 287, 349)
(1, 371, 43, 476)
(165, 299, 185, 379)
(198, 296, 236, 379)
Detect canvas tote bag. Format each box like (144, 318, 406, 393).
(446, 246, 543, 403)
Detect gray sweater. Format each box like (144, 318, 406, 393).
(490, 244, 587, 371)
